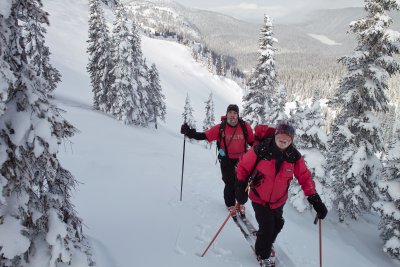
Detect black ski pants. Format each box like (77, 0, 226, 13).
(252, 202, 285, 260)
(219, 157, 239, 207)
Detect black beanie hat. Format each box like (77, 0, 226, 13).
(226, 104, 239, 114)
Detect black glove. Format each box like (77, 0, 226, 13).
(248, 170, 263, 188)
(308, 193, 328, 219)
(235, 180, 248, 205)
(180, 123, 190, 134)
(180, 123, 196, 138)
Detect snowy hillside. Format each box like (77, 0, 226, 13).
(39, 0, 400, 266)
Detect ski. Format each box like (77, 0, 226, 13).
(240, 215, 276, 266)
(232, 216, 256, 253)
(233, 212, 277, 267)
(240, 215, 258, 237)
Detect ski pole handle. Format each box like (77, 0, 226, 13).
(314, 214, 318, 224)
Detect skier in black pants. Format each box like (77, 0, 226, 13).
(235, 120, 328, 267)
(181, 104, 254, 216)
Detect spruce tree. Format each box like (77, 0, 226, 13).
(242, 15, 279, 127)
(25, 17, 61, 93)
(328, 0, 400, 222)
(182, 93, 196, 129)
(0, 5, 12, 113)
(216, 55, 225, 76)
(147, 63, 166, 129)
(134, 60, 150, 126)
(207, 52, 213, 74)
(289, 96, 333, 212)
(107, 3, 139, 124)
(130, 21, 150, 126)
(266, 84, 288, 125)
(202, 92, 215, 148)
(87, 0, 111, 111)
(373, 118, 400, 260)
(0, 1, 93, 266)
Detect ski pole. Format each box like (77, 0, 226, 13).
(319, 219, 322, 267)
(314, 215, 322, 267)
(201, 203, 239, 257)
(180, 136, 186, 201)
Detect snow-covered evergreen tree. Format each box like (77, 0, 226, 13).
(266, 84, 288, 125)
(87, 0, 111, 111)
(216, 55, 225, 76)
(0, 3, 12, 114)
(96, 3, 160, 127)
(202, 92, 215, 148)
(373, 117, 400, 260)
(242, 15, 279, 127)
(289, 96, 333, 212)
(207, 52, 213, 73)
(182, 93, 196, 129)
(328, 0, 400, 222)
(130, 20, 143, 64)
(107, 3, 139, 124)
(203, 92, 215, 131)
(130, 21, 150, 126)
(147, 63, 166, 128)
(24, 16, 61, 93)
(100, 0, 116, 7)
(207, 51, 214, 73)
(381, 104, 397, 145)
(0, 1, 93, 266)
(288, 102, 309, 212)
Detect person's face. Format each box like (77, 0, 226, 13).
(275, 133, 292, 150)
(227, 111, 238, 126)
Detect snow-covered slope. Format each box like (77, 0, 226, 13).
(42, 0, 399, 266)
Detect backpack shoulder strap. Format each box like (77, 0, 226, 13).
(238, 118, 248, 141)
(238, 118, 249, 152)
(217, 119, 227, 150)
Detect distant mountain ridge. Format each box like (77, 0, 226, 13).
(117, 0, 400, 103)
(122, 0, 399, 72)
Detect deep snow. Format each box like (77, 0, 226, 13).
(33, 0, 400, 266)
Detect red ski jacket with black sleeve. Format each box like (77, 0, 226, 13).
(205, 121, 254, 159)
(236, 140, 316, 209)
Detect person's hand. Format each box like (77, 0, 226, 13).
(181, 123, 190, 135)
(248, 170, 263, 188)
(235, 180, 248, 205)
(308, 193, 328, 219)
(181, 123, 196, 138)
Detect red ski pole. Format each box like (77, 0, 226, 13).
(200, 203, 239, 257)
(201, 181, 252, 257)
(314, 215, 322, 267)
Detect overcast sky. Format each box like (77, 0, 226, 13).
(172, 0, 365, 23)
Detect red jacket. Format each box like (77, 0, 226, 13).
(236, 144, 316, 209)
(205, 121, 254, 159)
